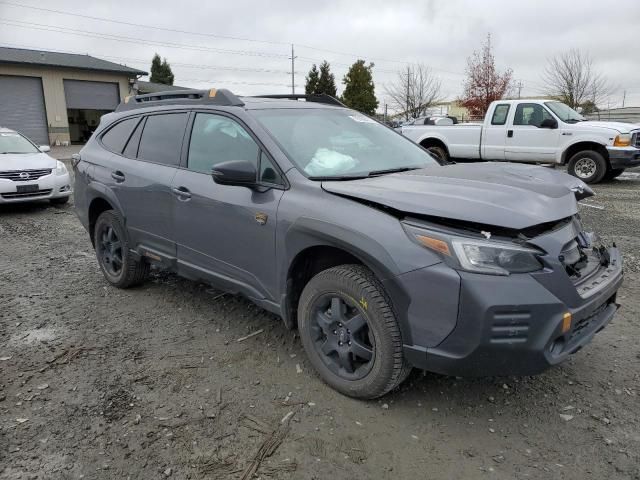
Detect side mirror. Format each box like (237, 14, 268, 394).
(540, 118, 558, 129)
(211, 160, 257, 186)
(39, 145, 51, 152)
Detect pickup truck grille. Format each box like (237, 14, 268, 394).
(633, 131, 640, 148)
(0, 169, 52, 181)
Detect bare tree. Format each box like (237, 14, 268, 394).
(542, 49, 609, 109)
(385, 64, 443, 120)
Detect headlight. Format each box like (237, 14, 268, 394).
(56, 160, 68, 175)
(613, 134, 631, 147)
(403, 222, 544, 276)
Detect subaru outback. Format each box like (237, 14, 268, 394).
(73, 89, 623, 399)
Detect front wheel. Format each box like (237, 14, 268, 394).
(567, 150, 607, 184)
(425, 145, 449, 162)
(298, 265, 410, 399)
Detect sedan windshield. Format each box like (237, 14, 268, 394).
(0, 132, 40, 154)
(545, 102, 585, 123)
(253, 108, 439, 178)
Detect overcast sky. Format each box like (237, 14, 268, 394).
(1, 0, 638, 112)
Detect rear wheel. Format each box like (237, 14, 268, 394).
(425, 145, 449, 162)
(298, 265, 410, 399)
(567, 150, 607, 184)
(94, 210, 149, 288)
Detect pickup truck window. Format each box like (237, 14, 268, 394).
(545, 102, 585, 123)
(513, 103, 554, 128)
(491, 104, 510, 125)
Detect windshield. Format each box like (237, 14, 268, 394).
(545, 102, 585, 123)
(0, 132, 40, 154)
(252, 108, 439, 178)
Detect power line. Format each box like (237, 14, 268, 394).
(0, 0, 290, 46)
(0, 19, 290, 58)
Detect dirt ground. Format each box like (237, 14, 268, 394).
(1, 170, 639, 480)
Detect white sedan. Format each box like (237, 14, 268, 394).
(0, 128, 72, 205)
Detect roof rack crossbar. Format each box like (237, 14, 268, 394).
(115, 88, 244, 112)
(253, 94, 345, 107)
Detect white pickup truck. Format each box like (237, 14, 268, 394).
(400, 99, 640, 183)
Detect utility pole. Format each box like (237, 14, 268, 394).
(406, 65, 410, 120)
(290, 44, 297, 94)
(515, 80, 524, 99)
(622, 90, 626, 107)
(384, 103, 388, 123)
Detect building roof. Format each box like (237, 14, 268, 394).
(0, 47, 147, 76)
(137, 80, 188, 94)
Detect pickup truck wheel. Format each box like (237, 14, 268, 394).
(567, 151, 607, 184)
(94, 210, 149, 288)
(298, 265, 410, 399)
(426, 145, 448, 162)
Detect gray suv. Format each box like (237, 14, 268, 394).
(74, 89, 623, 399)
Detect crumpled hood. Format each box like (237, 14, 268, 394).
(0, 152, 57, 171)
(322, 163, 592, 230)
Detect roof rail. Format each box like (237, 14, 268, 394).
(253, 94, 345, 107)
(115, 88, 244, 112)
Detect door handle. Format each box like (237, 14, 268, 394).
(507, 130, 514, 138)
(111, 171, 125, 182)
(172, 186, 192, 200)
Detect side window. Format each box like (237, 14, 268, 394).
(513, 104, 554, 128)
(259, 151, 283, 185)
(137, 113, 188, 166)
(123, 118, 144, 158)
(101, 118, 137, 154)
(187, 113, 259, 173)
(491, 104, 510, 125)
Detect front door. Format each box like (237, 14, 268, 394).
(172, 112, 285, 302)
(482, 103, 510, 160)
(504, 103, 559, 162)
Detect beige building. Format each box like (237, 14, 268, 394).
(0, 47, 146, 145)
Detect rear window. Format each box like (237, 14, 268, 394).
(491, 104, 510, 125)
(138, 113, 188, 166)
(101, 118, 138, 154)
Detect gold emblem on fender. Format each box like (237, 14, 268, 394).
(255, 212, 268, 225)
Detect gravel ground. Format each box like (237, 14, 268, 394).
(1, 172, 639, 480)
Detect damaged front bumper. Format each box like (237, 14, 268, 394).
(401, 240, 623, 377)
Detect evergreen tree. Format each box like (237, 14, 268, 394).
(317, 61, 337, 97)
(305, 64, 320, 95)
(150, 53, 175, 85)
(341, 60, 378, 115)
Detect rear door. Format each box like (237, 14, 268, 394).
(97, 111, 188, 259)
(171, 111, 285, 301)
(504, 103, 559, 162)
(481, 103, 510, 160)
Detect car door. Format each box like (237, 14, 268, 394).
(504, 103, 559, 162)
(481, 103, 510, 160)
(171, 111, 286, 302)
(100, 112, 188, 259)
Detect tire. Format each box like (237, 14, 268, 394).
(298, 264, 410, 399)
(603, 168, 625, 181)
(425, 145, 449, 162)
(50, 196, 69, 205)
(93, 210, 149, 288)
(567, 150, 607, 184)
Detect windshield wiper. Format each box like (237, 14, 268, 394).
(308, 174, 369, 181)
(367, 166, 422, 177)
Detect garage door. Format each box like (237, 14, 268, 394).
(0, 75, 49, 145)
(63, 80, 120, 110)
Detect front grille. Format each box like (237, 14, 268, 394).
(489, 311, 531, 344)
(0, 169, 52, 182)
(1, 189, 52, 199)
(633, 131, 640, 148)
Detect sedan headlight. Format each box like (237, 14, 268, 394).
(613, 134, 631, 147)
(56, 160, 68, 175)
(403, 222, 544, 276)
